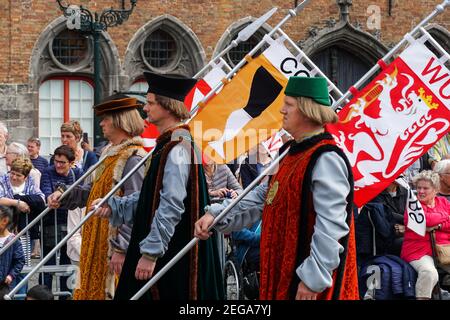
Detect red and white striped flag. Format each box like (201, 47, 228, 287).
(184, 63, 227, 114)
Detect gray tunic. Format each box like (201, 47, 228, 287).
(207, 151, 351, 293)
(108, 144, 191, 257)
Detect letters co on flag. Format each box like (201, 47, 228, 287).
(327, 40, 450, 207)
(191, 36, 315, 164)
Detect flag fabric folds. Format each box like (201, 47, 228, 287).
(191, 37, 317, 164)
(327, 40, 450, 207)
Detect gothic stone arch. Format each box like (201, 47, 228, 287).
(29, 16, 121, 98)
(123, 15, 206, 89)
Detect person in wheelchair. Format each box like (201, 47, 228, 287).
(231, 220, 261, 300)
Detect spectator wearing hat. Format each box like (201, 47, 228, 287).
(47, 94, 146, 300)
(92, 72, 224, 300)
(195, 76, 358, 300)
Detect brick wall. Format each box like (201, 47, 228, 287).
(0, 0, 448, 83)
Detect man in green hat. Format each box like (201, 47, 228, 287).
(195, 76, 359, 300)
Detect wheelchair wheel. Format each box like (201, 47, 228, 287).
(223, 259, 242, 300)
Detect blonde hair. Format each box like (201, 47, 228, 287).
(296, 97, 338, 126)
(412, 170, 440, 190)
(61, 120, 83, 140)
(155, 95, 189, 121)
(108, 109, 144, 137)
(10, 157, 32, 177)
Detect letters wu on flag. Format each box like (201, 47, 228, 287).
(191, 38, 312, 164)
(327, 41, 450, 207)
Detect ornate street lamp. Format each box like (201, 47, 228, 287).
(56, 0, 137, 143)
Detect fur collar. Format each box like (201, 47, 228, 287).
(101, 136, 144, 159)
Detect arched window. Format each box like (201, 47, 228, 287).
(39, 78, 94, 157)
(142, 29, 179, 70)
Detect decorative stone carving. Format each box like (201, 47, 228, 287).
(337, 0, 353, 23)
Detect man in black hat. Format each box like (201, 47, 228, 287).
(93, 72, 224, 300)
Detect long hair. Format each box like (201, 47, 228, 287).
(108, 109, 144, 137)
(296, 96, 338, 126)
(155, 95, 190, 121)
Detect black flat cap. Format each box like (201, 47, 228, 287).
(144, 72, 197, 102)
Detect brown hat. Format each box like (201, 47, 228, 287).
(93, 94, 143, 116)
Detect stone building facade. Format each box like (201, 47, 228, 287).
(0, 0, 448, 155)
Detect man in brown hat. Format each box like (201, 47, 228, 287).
(92, 72, 224, 300)
(47, 94, 147, 300)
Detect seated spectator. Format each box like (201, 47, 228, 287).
(0, 158, 45, 260)
(55, 120, 97, 173)
(26, 284, 54, 300)
(401, 170, 450, 300)
(371, 179, 408, 256)
(0, 205, 25, 297)
(204, 155, 243, 203)
(6, 143, 43, 259)
(231, 220, 261, 271)
(27, 137, 49, 174)
(6, 142, 41, 189)
(434, 159, 450, 201)
(40, 145, 83, 298)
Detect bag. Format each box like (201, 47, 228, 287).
(432, 232, 450, 265)
(242, 271, 259, 300)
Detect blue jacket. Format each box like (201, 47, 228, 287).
(359, 258, 393, 300)
(231, 221, 261, 267)
(359, 255, 417, 300)
(385, 255, 417, 299)
(356, 202, 396, 263)
(0, 234, 25, 281)
(40, 166, 83, 226)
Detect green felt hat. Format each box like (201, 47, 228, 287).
(284, 76, 331, 106)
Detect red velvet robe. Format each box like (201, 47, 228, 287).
(260, 133, 359, 300)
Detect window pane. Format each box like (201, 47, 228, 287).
(39, 118, 51, 136)
(51, 118, 63, 137)
(81, 82, 93, 97)
(39, 99, 51, 118)
(129, 82, 148, 93)
(70, 80, 80, 98)
(50, 80, 64, 99)
(52, 29, 88, 66)
(39, 79, 64, 157)
(69, 79, 94, 138)
(143, 30, 178, 69)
